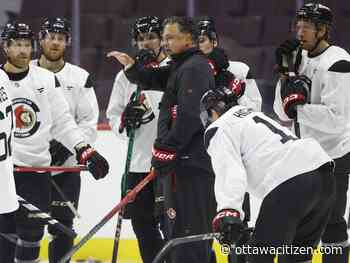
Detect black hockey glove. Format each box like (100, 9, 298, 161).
(49, 139, 73, 166)
(135, 49, 159, 68)
(281, 75, 311, 119)
(207, 47, 229, 75)
(216, 70, 246, 99)
(119, 93, 155, 136)
(75, 144, 109, 180)
(275, 39, 300, 74)
(151, 139, 177, 177)
(212, 209, 244, 246)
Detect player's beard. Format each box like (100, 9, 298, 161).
(42, 47, 65, 62)
(8, 54, 31, 70)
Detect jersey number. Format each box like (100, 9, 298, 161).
(0, 105, 13, 161)
(253, 116, 296, 144)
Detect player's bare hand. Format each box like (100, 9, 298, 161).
(107, 51, 135, 68)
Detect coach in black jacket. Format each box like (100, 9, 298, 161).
(108, 16, 217, 263)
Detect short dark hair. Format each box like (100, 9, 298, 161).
(163, 16, 197, 42)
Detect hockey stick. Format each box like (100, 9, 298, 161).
(152, 227, 254, 263)
(16, 166, 86, 218)
(17, 195, 77, 238)
(50, 178, 82, 219)
(152, 232, 221, 263)
(111, 87, 141, 263)
(284, 46, 303, 138)
(14, 165, 88, 173)
(0, 233, 18, 245)
(58, 169, 157, 263)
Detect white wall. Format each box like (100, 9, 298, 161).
(75, 131, 135, 238)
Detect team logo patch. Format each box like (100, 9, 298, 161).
(167, 208, 176, 219)
(13, 98, 40, 138)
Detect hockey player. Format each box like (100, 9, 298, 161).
(273, 4, 350, 262)
(0, 69, 18, 215)
(106, 16, 167, 263)
(33, 17, 99, 262)
(108, 16, 217, 263)
(201, 86, 335, 263)
(196, 17, 262, 112)
(0, 21, 109, 263)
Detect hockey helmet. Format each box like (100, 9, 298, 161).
(199, 87, 238, 127)
(296, 3, 332, 26)
(39, 17, 71, 43)
(132, 16, 162, 42)
(1, 21, 34, 44)
(197, 17, 217, 41)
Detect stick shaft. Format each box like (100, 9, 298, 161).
(15, 165, 88, 173)
(51, 178, 81, 219)
(59, 169, 157, 263)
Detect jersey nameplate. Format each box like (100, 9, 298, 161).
(233, 108, 253, 118)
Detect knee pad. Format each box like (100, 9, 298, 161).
(18, 226, 44, 241)
(15, 227, 43, 262)
(48, 219, 73, 239)
(48, 220, 74, 263)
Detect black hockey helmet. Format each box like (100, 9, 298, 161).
(1, 21, 34, 43)
(197, 17, 217, 41)
(296, 3, 332, 26)
(132, 16, 162, 42)
(39, 17, 71, 43)
(199, 87, 238, 127)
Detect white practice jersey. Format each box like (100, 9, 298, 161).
(228, 61, 262, 111)
(106, 58, 169, 172)
(32, 60, 99, 171)
(274, 46, 350, 159)
(205, 105, 331, 219)
(0, 69, 18, 214)
(5, 64, 84, 167)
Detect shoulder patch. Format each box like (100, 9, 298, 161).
(54, 76, 61, 88)
(204, 127, 218, 150)
(84, 74, 95, 88)
(328, 60, 350, 73)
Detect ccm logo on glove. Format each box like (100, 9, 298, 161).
(152, 147, 176, 161)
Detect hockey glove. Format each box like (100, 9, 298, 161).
(119, 93, 154, 136)
(75, 144, 109, 180)
(216, 70, 245, 98)
(135, 49, 159, 68)
(207, 47, 229, 75)
(281, 75, 311, 119)
(275, 39, 300, 74)
(49, 139, 73, 166)
(212, 209, 244, 246)
(151, 139, 177, 177)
